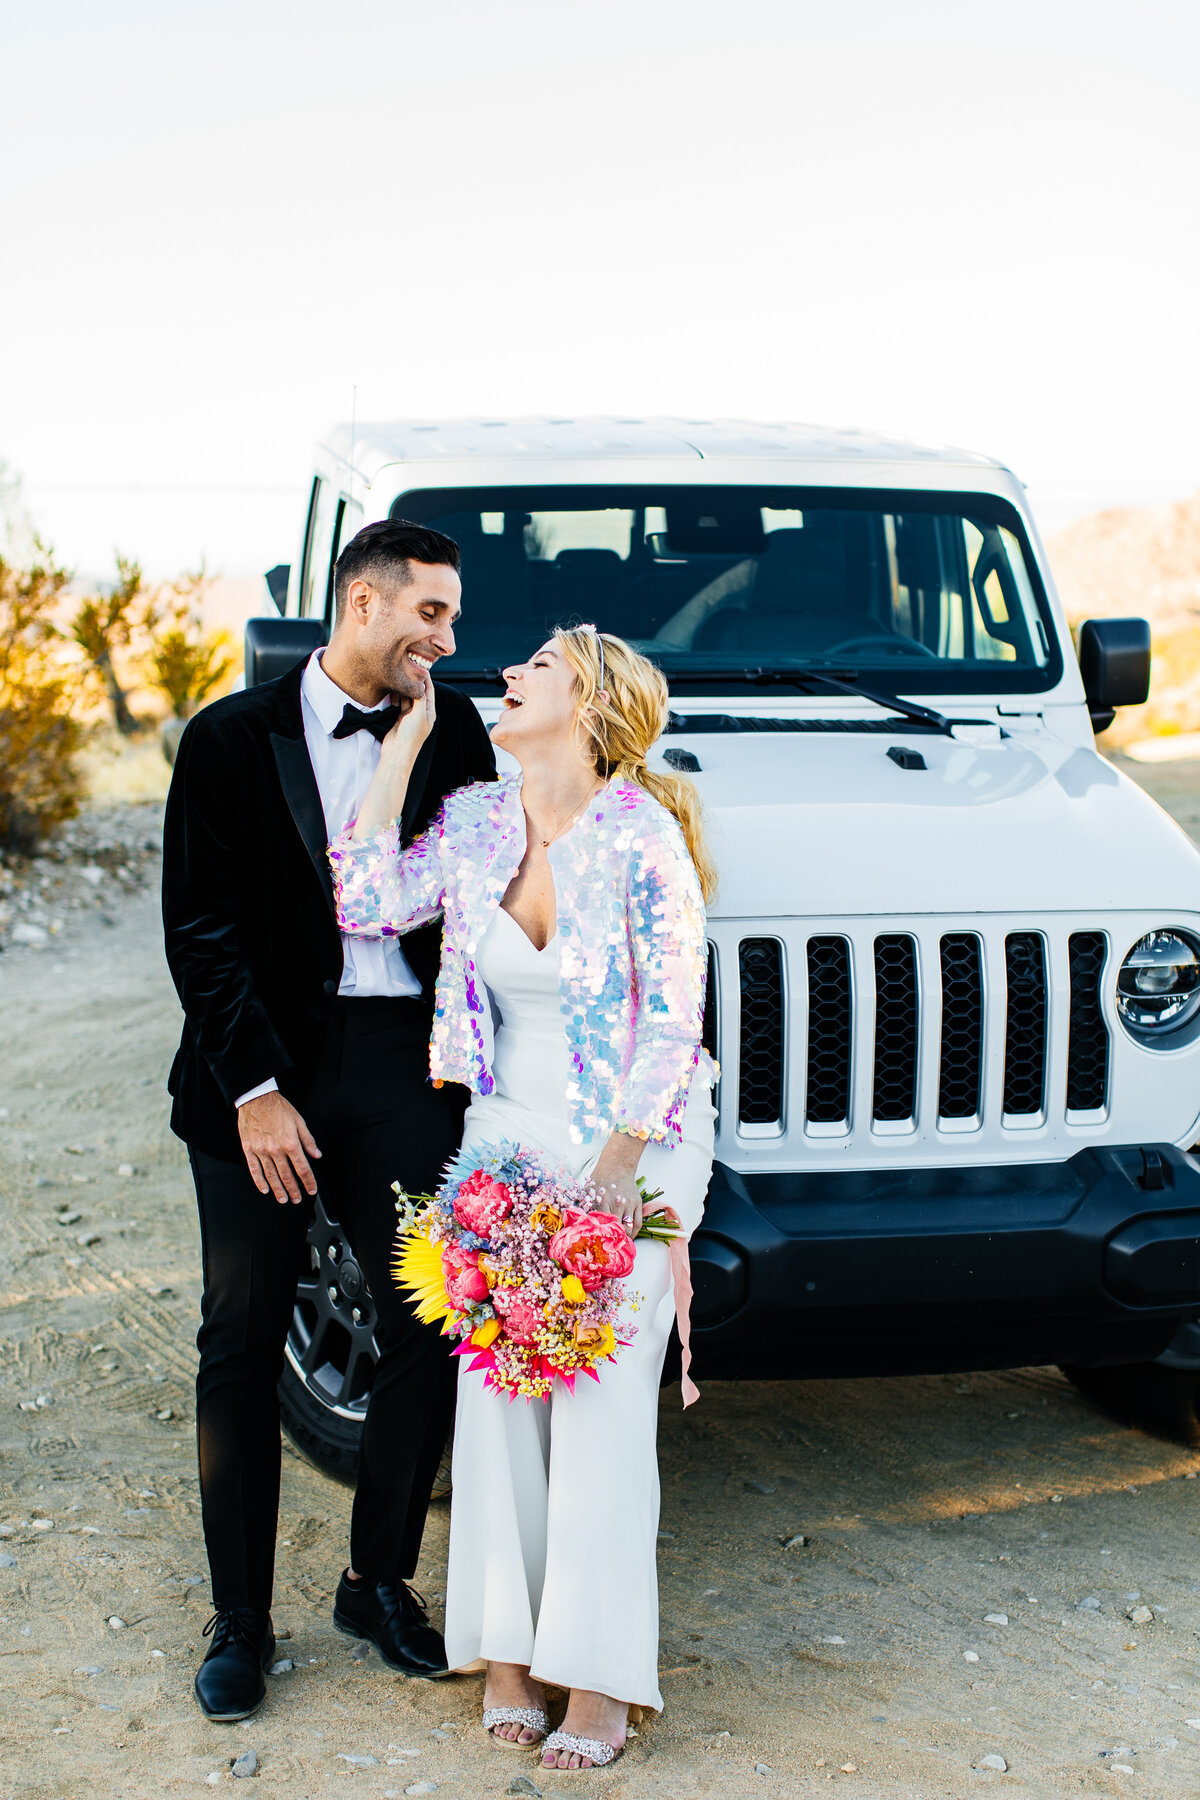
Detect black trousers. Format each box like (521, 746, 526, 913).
(189, 996, 465, 1612)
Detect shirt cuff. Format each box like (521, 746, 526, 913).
(235, 1077, 279, 1108)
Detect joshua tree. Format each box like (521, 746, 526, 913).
(70, 554, 144, 735)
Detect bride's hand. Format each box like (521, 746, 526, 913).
(352, 673, 436, 840)
(592, 1172, 643, 1237)
(382, 669, 437, 762)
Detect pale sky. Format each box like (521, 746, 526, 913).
(2, 0, 1198, 581)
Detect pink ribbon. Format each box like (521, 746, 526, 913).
(646, 1205, 699, 1408)
(668, 1232, 699, 1408)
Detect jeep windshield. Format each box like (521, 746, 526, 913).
(392, 485, 1060, 697)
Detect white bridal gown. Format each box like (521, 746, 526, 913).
(444, 903, 716, 1709)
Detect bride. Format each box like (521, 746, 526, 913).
(329, 624, 717, 1772)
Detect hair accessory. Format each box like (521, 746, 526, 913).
(573, 622, 606, 693)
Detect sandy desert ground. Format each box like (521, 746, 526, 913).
(2, 758, 1200, 1800)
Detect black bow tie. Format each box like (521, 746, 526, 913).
(331, 701, 402, 743)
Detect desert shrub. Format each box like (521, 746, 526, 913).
(0, 544, 86, 851)
(1105, 625, 1200, 747)
(69, 553, 144, 735)
(143, 566, 235, 718)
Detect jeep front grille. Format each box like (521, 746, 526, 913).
(872, 935, 919, 1124)
(737, 938, 785, 1127)
(805, 936, 853, 1128)
(938, 932, 983, 1119)
(724, 920, 1115, 1143)
(701, 942, 719, 1065)
(1065, 931, 1109, 1112)
(1002, 932, 1049, 1117)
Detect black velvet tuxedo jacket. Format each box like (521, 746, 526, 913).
(162, 660, 497, 1160)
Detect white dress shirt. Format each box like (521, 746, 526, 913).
(235, 649, 421, 1108)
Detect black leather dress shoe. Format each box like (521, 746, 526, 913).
(194, 1608, 275, 1721)
(333, 1573, 450, 1676)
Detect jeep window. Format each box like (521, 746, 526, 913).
(300, 478, 338, 621)
(392, 486, 1060, 696)
(302, 486, 363, 626)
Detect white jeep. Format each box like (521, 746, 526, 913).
(248, 417, 1200, 1476)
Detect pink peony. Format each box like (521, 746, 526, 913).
(492, 1287, 543, 1345)
(547, 1207, 636, 1291)
(442, 1242, 489, 1309)
(453, 1170, 514, 1237)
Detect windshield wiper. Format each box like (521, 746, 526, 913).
(660, 665, 960, 735)
(440, 660, 1004, 738)
(797, 670, 959, 736)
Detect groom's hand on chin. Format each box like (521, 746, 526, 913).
(237, 1092, 322, 1204)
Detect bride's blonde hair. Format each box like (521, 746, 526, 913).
(554, 625, 717, 905)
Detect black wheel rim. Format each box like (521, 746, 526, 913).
(284, 1194, 380, 1420)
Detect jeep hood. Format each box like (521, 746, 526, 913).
(659, 732, 1200, 918)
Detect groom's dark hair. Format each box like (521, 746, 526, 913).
(333, 518, 461, 620)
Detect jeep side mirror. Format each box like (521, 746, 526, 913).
(264, 564, 291, 615)
(1078, 617, 1151, 734)
(244, 617, 326, 688)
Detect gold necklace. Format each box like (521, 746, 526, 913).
(533, 784, 601, 849)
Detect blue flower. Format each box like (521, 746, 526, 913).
(439, 1138, 523, 1193)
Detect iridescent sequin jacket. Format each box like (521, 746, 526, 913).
(328, 773, 710, 1146)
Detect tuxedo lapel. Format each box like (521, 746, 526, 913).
(400, 715, 441, 844)
(271, 730, 336, 918)
(266, 662, 441, 905)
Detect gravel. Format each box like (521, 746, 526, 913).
(0, 803, 161, 954)
(231, 1749, 258, 1777)
(5, 782, 1200, 1798)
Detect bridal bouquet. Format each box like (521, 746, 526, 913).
(391, 1142, 680, 1401)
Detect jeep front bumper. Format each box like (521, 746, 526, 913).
(687, 1144, 1200, 1380)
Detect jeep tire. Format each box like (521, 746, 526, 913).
(1061, 1362, 1200, 1446)
(277, 1193, 376, 1483)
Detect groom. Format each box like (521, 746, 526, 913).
(163, 519, 495, 1721)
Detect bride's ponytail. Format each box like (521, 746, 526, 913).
(555, 626, 718, 905)
(632, 764, 718, 904)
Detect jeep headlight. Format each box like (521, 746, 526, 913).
(1116, 930, 1200, 1033)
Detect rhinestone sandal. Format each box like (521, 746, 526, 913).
(483, 1704, 549, 1748)
(540, 1728, 625, 1771)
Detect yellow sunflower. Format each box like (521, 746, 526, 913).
(393, 1233, 452, 1326)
